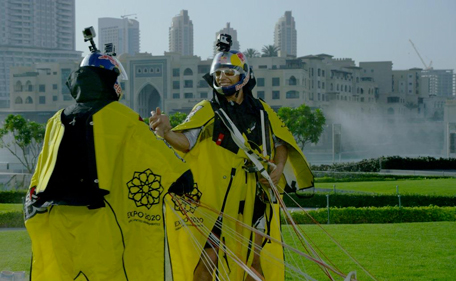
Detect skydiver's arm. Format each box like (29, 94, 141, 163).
(259, 144, 288, 187)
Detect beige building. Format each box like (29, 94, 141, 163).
(444, 100, 456, 157)
(7, 52, 454, 160)
(8, 61, 79, 122)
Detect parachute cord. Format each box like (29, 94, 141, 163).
(169, 194, 263, 281)
(184, 195, 350, 279)
(175, 194, 321, 281)
(283, 192, 379, 281)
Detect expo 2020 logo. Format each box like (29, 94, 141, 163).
(127, 169, 163, 209)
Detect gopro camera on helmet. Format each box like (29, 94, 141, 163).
(104, 43, 117, 57)
(82, 26, 98, 53)
(216, 34, 232, 52)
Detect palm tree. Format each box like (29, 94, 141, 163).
(261, 45, 279, 57)
(244, 48, 260, 58)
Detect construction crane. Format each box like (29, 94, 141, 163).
(409, 39, 433, 70)
(121, 14, 137, 19)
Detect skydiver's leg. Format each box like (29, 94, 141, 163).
(193, 247, 218, 281)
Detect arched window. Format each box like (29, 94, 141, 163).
(26, 81, 33, 92)
(183, 68, 193, 76)
(288, 76, 297, 86)
(15, 97, 23, 104)
(15, 81, 23, 92)
(25, 96, 33, 104)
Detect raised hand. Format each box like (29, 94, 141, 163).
(149, 107, 172, 138)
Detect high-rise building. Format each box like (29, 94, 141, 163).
(169, 10, 193, 56)
(421, 69, 455, 97)
(213, 23, 240, 56)
(98, 17, 140, 56)
(0, 0, 81, 108)
(274, 11, 297, 57)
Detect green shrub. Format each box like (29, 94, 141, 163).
(284, 193, 456, 208)
(0, 211, 24, 228)
(311, 156, 456, 172)
(281, 206, 456, 224)
(0, 191, 26, 203)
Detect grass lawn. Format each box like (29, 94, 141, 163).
(315, 178, 456, 196)
(2, 222, 455, 280)
(282, 222, 456, 280)
(0, 204, 22, 212)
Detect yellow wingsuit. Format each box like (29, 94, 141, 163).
(165, 99, 314, 281)
(25, 101, 190, 281)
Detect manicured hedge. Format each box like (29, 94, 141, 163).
(311, 156, 456, 172)
(0, 211, 24, 228)
(284, 193, 456, 208)
(281, 206, 456, 224)
(0, 191, 26, 203)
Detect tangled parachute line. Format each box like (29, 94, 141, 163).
(166, 186, 378, 281)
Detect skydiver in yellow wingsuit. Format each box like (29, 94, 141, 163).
(150, 34, 314, 281)
(24, 26, 193, 281)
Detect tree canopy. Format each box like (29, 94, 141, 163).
(244, 48, 260, 58)
(169, 112, 188, 127)
(261, 45, 279, 57)
(0, 114, 45, 174)
(278, 104, 326, 150)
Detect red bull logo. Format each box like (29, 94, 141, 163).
(98, 55, 120, 67)
(237, 52, 245, 63)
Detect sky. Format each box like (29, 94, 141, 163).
(76, 0, 456, 71)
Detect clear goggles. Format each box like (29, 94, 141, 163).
(214, 68, 241, 77)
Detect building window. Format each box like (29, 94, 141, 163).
(322, 82, 325, 89)
(173, 68, 180, 77)
(39, 85, 45, 92)
(322, 70, 325, 77)
(197, 80, 207, 88)
(318, 81, 320, 89)
(286, 91, 299, 99)
(39, 96, 46, 104)
(183, 68, 193, 76)
(272, 91, 280, 99)
(289, 76, 297, 86)
(450, 133, 456, 153)
(257, 91, 265, 100)
(53, 84, 58, 90)
(25, 96, 33, 104)
(184, 93, 193, 99)
(53, 96, 58, 101)
(184, 80, 193, 88)
(272, 78, 280, 86)
(318, 68, 321, 76)
(258, 65, 267, 69)
(15, 97, 23, 104)
(198, 65, 210, 74)
(15, 81, 23, 92)
(173, 93, 180, 99)
(200, 92, 208, 99)
(173, 81, 180, 89)
(257, 78, 265, 87)
(387, 97, 400, 103)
